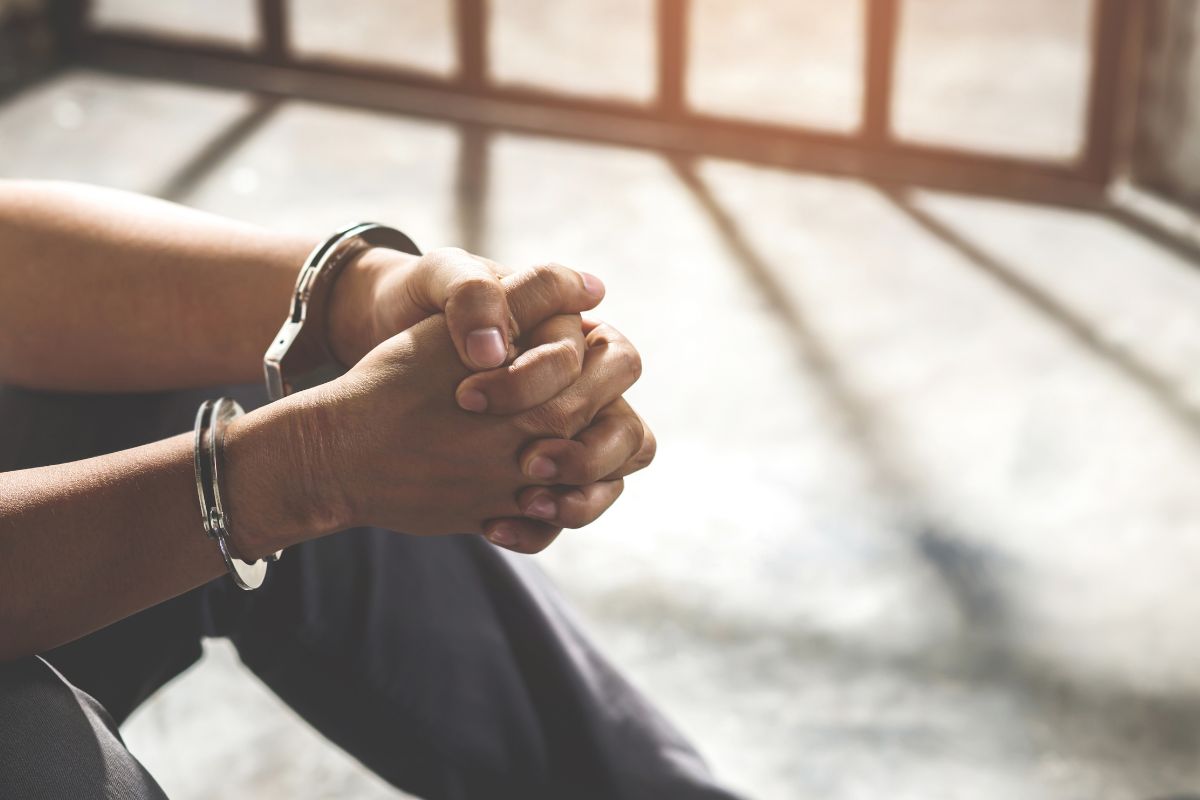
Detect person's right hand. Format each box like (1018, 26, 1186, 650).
(292, 281, 650, 547)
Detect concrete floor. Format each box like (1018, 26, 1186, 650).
(3, 68, 1200, 800)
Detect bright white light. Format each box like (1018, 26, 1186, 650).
(229, 166, 259, 195)
(52, 99, 84, 130)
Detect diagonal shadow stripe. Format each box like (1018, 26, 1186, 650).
(154, 94, 282, 202)
(668, 156, 1200, 779)
(668, 154, 1010, 640)
(1106, 200, 1200, 272)
(668, 156, 881, 474)
(882, 187, 1200, 442)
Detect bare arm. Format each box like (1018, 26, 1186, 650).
(0, 181, 655, 660)
(0, 300, 649, 662)
(0, 400, 313, 660)
(0, 180, 601, 391)
(0, 180, 315, 390)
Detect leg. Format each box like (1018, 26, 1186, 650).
(0, 381, 738, 799)
(0, 656, 169, 800)
(226, 529, 741, 800)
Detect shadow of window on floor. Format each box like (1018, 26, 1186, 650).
(881, 186, 1200, 444)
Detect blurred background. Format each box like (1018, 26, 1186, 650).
(3, 1, 1200, 798)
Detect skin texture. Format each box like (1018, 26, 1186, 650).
(306, 313, 645, 538)
(0, 180, 656, 661)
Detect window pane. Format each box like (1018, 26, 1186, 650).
(289, 0, 457, 77)
(89, 0, 257, 49)
(893, 0, 1094, 160)
(488, 0, 656, 102)
(689, 0, 863, 132)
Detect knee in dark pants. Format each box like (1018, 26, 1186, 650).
(0, 657, 168, 800)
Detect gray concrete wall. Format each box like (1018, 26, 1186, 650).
(1134, 0, 1200, 209)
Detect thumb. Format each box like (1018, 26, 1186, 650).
(408, 248, 512, 370)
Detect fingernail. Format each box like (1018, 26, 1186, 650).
(525, 495, 556, 520)
(457, 388, 487, 413)
(488, 525, 517, 547)
(467, 327, 506, 368)
(580, 272, 604, 298)
(528, 456, 558, 480)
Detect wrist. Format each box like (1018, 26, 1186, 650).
(221, 395, 353, 557)
(327, 248, 420, 367)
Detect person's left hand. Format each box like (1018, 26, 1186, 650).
(326, 245, 657, 552)
(329, 245, 601, 366)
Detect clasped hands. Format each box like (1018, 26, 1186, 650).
(278, 246, 656, 554)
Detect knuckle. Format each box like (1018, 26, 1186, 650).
(581, 458, 609, 486)
(529, 262, 575, 296)
(522, 402, 576, 440)
(530, 260, 568, 282)
(431, 245, 469, 260)
(432, 247, 483, 275)
(473, 375, 519, 412)
(619, 414, 646, 454)
(534, 394, 590, 438)
(543, 339, 583, 381)
(613, 341, 642, 382)
(558, 511, 589, 530)
(640, 428, 657, 466)
(564, 399, 592, 435)
(449, 272, 499, 301)
(503, 374, 543, 412)
(566, 484, 622, 528)
(605, 481, 626, 512)
(560, 448, 601, 485)
(558, 490, 595, 528)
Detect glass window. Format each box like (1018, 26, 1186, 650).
(89, 0, 258, 49)
(892, 0, 1094, 160)
(688, 0, 864, 132)
(488, 0, 656, 103)
(289, 0, 458, 77)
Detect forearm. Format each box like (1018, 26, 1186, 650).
(0, 180, 315, 390)
(0, 396, 329, 661)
